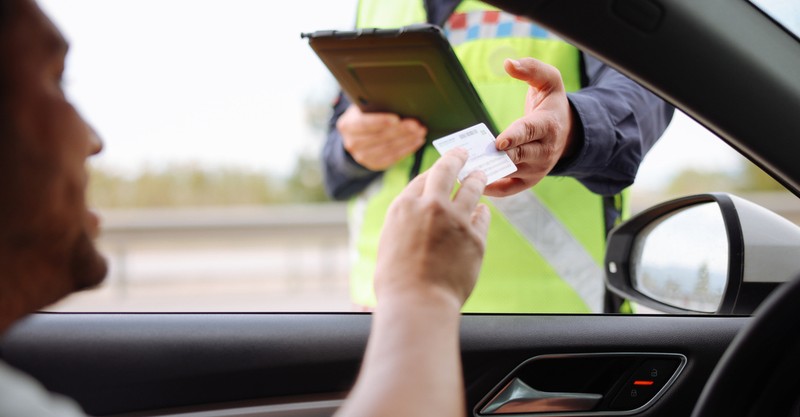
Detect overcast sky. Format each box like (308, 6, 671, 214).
(38, 0, 751, 191)
(39, 0, 358, 177)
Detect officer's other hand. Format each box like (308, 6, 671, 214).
(374, 148, 490, 308)
(485, 58, 577, 197)
(337, 105, 427, 171)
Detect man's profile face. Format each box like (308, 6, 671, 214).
(0, 0, 107, 312)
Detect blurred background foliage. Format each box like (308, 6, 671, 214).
(665, 161, 785, 195)
(88, 156, 327, 208)
(88, 156, 785, 208)
(88, 92, 332, 208)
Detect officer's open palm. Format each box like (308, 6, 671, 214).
(485, 58, 577, 197)
(338, 105, 427, 171)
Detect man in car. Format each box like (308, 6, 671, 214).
(0, 0, 107, 414)
(0, 1, 490, 415)
(324, 0, 675, 313)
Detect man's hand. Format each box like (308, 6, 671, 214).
(374, 148, 491, 308)
(485, 58, 578, 197)
(337, 105, 427, 171)
(341, 150, 487, 417)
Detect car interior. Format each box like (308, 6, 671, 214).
(1, 0, 799, 416)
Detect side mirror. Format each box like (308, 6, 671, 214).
(605, 193, 800, 314)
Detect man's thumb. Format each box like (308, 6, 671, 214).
(504, 58, 563, 91)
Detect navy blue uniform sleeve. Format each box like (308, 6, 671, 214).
(322, 93, 383, 200)
(551, 53, 675, 196)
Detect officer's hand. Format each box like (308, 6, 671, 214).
(374, 148, 490, 307)
(485, 58, 578, 197)
(337, 105, 427, 171)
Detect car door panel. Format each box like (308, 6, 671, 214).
(0, 313, 745, 416)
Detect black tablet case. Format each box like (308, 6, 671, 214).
(302, 24, 498, 140)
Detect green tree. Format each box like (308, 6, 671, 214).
(88, 164, 285, 208)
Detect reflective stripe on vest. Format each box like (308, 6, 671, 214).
(349, 0, 609, 313)
(445, 1, 603, 312)
(489, 194, 605, 313)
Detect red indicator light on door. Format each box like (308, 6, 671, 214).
(633, 380, 655, 386)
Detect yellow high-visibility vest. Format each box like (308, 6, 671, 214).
(348, 0, 624, 313)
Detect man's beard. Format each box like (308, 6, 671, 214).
(68, 231, 108, 292)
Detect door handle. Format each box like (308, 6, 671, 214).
(481, 378, 603, 414)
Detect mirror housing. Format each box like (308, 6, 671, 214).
(605, 193, 800, 314)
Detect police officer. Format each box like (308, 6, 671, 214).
(322, 0, 674, 313)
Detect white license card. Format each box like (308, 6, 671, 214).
(432, 123, 517, 184)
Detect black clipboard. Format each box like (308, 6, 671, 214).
(301, 24, 498, 140)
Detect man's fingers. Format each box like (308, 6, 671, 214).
(399, 119, 428, 138)
(503, 58, 563, 92)
(484, 177, 528, 197)
(382, 131, 425, 155)
(495, 115, 551, 152)
(338, 106, 400, 133)
(470, 204, 491, 241)
(358, 135, 423, 168)
(403, 170, 429, 197)
(339, 105, 425, 136)
(423, 148, 468, 198)
(505, 140, 560, 165)
(344, 120, 426, 170)
(453, 170, 487, 213)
